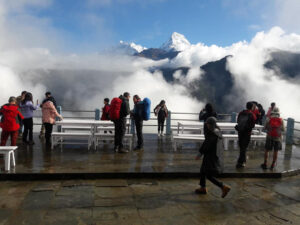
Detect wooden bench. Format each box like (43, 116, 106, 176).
(94, 133, 133, 150)
(51, 132, 93, 150)
(0, 146, 17, 171)
(172, 134, 205, 151)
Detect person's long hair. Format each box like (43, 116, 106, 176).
(159, 100, 165, 107)
(205, 103, 214, 114)
(22, 92, 33, 104)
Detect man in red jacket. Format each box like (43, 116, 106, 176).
(0, 97, 24, 146)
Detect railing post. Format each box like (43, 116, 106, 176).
(286, 118, 295, 145)
(130, 118, 135, 134)
(231, 112, 237, 123)
(166, 110, 171, 135)
(57, 106, 62, 132)
(95, 108, 100, 120)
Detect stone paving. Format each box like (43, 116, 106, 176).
(0, 134, 299, 177)
(0, 175, 300, 225)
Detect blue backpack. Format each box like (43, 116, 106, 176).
(142, 98, 151, 121)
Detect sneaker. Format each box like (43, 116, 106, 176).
(261, 163, 268, 170)
(157, 133, 160, 137)
(270, 162, 276, 170)
(221, 185, 231, 198)
(119, 148, 129, 153)
(161, 133, 164, 136)
(236, 163, 246, 169)
(195, 187, 207, 194)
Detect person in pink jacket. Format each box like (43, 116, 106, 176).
(42, 100, 63, 146)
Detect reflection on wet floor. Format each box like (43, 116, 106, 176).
(0, 133, 299, 175)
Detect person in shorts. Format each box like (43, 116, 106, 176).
(261, 107, 284, 170)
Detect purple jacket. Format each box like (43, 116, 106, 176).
(19, 101, 39, 119)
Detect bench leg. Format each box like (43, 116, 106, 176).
(11, 151, 16, 167)
(224, 139, 228, 151)
(4, 153, 11, 171)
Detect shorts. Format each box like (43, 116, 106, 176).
(265, 138, 282, 151)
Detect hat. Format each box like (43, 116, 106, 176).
(271, 107, 280, 115)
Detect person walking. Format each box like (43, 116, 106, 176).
(39, 92, 57, 138)
(132, 95, 144, 150)
(235, 102, 256, 168)
(0, 97, 24, 146)
(261, 107, 284, 170)
(195, 117, 231, 198)
(42, 99, 63, 146)
(19, 92, 39, 145)
(154, 100, 168, 136)
(113, 92, 130, 153)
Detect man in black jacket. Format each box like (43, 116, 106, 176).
(114, 92, 130, 153)
(132, 95, 144, 150)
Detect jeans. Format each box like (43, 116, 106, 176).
(44, 123, 53, 144)
(23, 118, 33, 142)
(135, 119, 143, 148)
(1, 130, 18, 146)
(237, 132, 251, 164)
(114, 118, 127, 149)
(158, 118, 165, 132)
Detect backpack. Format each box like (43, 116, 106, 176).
(268, 117, 282, 138)
(109, 98, 122, 120)
(235, 111, 253, 132)
(142, 98, 151, 121)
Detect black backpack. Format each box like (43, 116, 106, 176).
(235, 111, 253, 132)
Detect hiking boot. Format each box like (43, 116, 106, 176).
(119, 148, 129, 153)
(270, 162, 276, 170)
(236, 163, 245, 169)
(195, 187, 207, 194)
(221, 185, 231, 198)
(261, 163, 268, 170)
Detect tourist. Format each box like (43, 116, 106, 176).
(195, 117, 231, 198)
(42, 99, 63, 146)
(261, 107, 284, 170)
(257, 104, 265, 125)
(199, 103, 218, 122)
(154, 100, 168, 136)
(132, 95, 144, 150)
(266, 102, 276, 118)
(101, 98, 110, 121)
(112, 92, 130, 153)
(0, 97, 24, 146)
(252, 101, 260, 124)
(235, 102, 256, 168)
(19, 92, 39, 145)
(16, 91, 27, 136)
(39, 92, 57, 138)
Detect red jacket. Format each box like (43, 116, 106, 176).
(101, 104, 110, 120)
(0, 104, 24, 131)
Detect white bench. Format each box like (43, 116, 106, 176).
(94, 133, 133, 150)
(0, 146, 17, 171)
(51, 132, 93, 150)
(222, 134, 267, 150)
(172, 134, 205, 151)
(61, 126, 92, 132)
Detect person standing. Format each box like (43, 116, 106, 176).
(235, 102, 256, 168)
(266, 102, 276, 118)
(199, 103, 218, 134)
(39, 92, 57, 138)
(154, 100, 168, 136)
(19, 92, 39, 145)
(0, 97, 24, 146)
(101, 98, 110, 121)
(257, 104, 265, 125)
(132, 95, 144, 150)
(42, 99, 63, 146)
(113, 92, 130, 153)
(16, 91, 27, 136)
(195, 117, 231, 198)
(261, 107, 284, 170)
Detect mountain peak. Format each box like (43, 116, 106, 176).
(118, 40, 147, 55)
(160, 32, 191, 52)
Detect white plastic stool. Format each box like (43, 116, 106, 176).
(0, 146, 17, 171)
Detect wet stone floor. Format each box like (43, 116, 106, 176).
(0, 134, 299, 175)
(0, 176, 300, 225)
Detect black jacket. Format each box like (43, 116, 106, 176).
(199, 128, 223, 175)
(119, 96, 130, 118)
(199, 111, 218, 122)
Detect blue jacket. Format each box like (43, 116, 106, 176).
(19, 101, 39, 119)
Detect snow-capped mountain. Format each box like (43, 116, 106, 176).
(118, 40, 147, 55)
(160, 32, 191, 52)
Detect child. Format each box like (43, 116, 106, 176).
(154, 100, 168, 136)
(195, 117, 231, 198)
(0, 97, 24, 146)
(19, 92, 39, 145)
(261, 107, 284, 170)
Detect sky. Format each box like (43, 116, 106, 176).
(1, 0, 300, 53)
